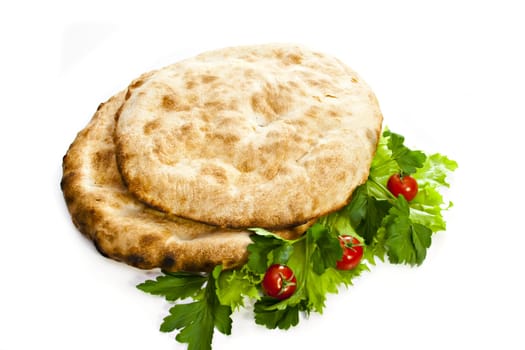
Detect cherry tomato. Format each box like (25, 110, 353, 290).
(336, 235, 364, 270)
(261, 264, 297, 300)
(387, 173, 418, 201)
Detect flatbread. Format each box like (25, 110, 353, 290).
(115, 44, 382, 228)
(61, 91, 306, 272)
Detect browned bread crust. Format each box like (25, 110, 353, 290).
(61, 91, 307, 272)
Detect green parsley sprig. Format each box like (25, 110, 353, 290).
(137, 271, 232, 350)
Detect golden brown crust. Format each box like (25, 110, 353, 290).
(115, 44, 383, 228)
(61, 91, 307, 272)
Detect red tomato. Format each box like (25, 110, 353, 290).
(336, 235, 364, 270)
(387, 173, 419, 201)
(261, 264, 297, 300)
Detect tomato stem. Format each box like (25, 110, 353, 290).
(277, 272, 296, 296)
(339, 236, 364, 252)
(344, 242, 363, 251)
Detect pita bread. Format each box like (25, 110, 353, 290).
(61, 91, 306, 272)
(115, 44, 382, 228)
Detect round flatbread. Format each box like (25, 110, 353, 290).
(61, 91, 306, 272)
(115, 44, 383, 228)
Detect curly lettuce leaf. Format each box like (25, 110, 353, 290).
(214, 266, 260, 310)
(413, 153, 458, 188)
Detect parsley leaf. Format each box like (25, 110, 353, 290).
(136, 272, 206, 301)
(384, 130, 426, 175)
(383, 196, 433, 266)
(308, 223, 343, 275)
(159, 268, 232, 350)
(346, 184, 392, 245)
(247, 234, 294, 274)
(254, 297, 301, 329)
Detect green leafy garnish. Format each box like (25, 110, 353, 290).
(214, 266, 260, 310)
(136, 129, 457, 350)
(383, 196, 433, 265)
(308, 223, 343, 275)
(384, 130, 427, 175)
(247, 234, 294, 274)
(254, 297, 301, 329)
(137, 272, 206, 301)
(344, 130, 457, 265)
(345, 185, 392, 245)
(138, 268, 232, 350)
(247, 223, 366, 324)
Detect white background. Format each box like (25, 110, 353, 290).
(1, 1, 524, 349)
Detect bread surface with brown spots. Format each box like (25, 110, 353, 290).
(115, 44, 383, 228)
